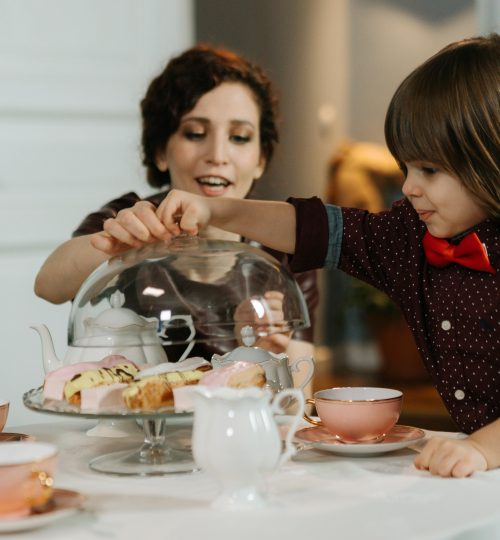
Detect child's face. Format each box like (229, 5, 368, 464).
(155, 82, 265, 200)
(402, 162, 488, 238)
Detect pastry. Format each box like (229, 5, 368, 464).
(200, 361, 266, 389)
(63, 362, 139, 405)
(79, 382, 128, 411)
(136, 357, 212, 380)
(43, 355, 133, 401)
(123, 370, 204, 410)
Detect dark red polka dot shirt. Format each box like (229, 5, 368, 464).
(288, 197, 499, 434)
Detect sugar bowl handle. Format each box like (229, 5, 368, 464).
(289, 356, 315, 390)
(271, 388, 305, 467)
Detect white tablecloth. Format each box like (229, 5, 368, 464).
(3, 419, 500, 540)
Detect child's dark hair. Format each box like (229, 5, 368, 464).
(385, 33, 500, 219)
(141, 44, 280, 188)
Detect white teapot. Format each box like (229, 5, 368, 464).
(191, 385, 304, 509)
(211, 326, 314, 393)
(31, 290, 168, 374)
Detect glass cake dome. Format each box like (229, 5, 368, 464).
(68, 235, 310, 364)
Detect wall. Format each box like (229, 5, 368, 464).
(196, 0, 482, 359)
(196, 0, 349, 202)
(348, 0, 477, 143)
(0, 0, 194, 427)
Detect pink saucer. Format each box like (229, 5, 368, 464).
(0, 433, 34, 442)
(0, 489, 84, 532)
(295, 424, 425, 456)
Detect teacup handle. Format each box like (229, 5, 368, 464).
(271, 388, 305, 467)
(303, 398, 323, 426)
(28, 470, 54, 508)
(289, 356, 315, 390)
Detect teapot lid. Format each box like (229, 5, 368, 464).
(88, 291, 151, 329)
(68, 236, 310, 355)
(221, 326, 276, 363)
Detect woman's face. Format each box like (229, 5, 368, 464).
(156, 82, 265, 200)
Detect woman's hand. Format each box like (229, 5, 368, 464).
(90, 201, 171, 254)
(414, 436, 488, 477)
(156, 189, 213, 237)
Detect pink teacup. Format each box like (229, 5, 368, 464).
(0, 442, 57, 519)
(304, 387, 403, 444)
(0, 400, 8, 432)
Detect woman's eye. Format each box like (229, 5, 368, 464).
(230, 134, 251, 144)
(184, 131, 205, 141)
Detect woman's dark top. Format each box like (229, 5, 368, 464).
(73, 191, 318, 361)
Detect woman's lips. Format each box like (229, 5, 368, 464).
(195, 176, 231, 197)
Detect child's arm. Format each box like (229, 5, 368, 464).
(156, 189, 297, 254)
(414, 418, 500, 477)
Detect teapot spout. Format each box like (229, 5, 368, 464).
(30, 324, 62, 374)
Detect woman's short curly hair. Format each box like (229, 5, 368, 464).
(141, 44, 280, 188)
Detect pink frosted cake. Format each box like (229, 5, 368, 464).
(43, 355, 136, 401)
(200, 361, 266, 389)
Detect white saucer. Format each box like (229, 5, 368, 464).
(295, 424, 425, 456)
(0, 489, 84, 532)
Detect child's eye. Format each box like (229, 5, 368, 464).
(421, 165, 438, 175)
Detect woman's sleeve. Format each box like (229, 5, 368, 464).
(71, 191, 166, 237)
(72, 192, 141, 237)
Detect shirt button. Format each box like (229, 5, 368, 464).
(441, 320, 451, 331)
(454, 389, 465, 400)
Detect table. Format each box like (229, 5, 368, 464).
(3, 419, 500, 540)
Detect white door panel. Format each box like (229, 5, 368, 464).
(0, 0, 194, 427)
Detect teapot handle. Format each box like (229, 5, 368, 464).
(271, 389, 305, 467)
(289, 356, 315, 390)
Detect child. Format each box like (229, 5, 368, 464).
(127, 34, 499, 478)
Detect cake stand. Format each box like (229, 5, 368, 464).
(23, 387, 196, 477)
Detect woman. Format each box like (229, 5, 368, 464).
(35, 44, 318, 384)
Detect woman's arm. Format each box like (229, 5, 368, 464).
(157, 189, 297, 254)
(35, 199, 170, 304)
(34, 235, 109, 304)
(414, 417, 500, 477)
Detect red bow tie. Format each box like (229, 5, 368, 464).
(423, 231, 495, 273)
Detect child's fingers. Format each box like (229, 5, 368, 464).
(156, 189, 209, 235)
(179, 206, 202, 236)
(414, 437, 486, 478)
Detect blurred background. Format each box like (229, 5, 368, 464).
(1, 0, 498, 426)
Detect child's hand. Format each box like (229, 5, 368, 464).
(91, 201, 171, 254)
(414, 436, 488, 477)
(156, 189, 212, 237)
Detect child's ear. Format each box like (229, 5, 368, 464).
(155, 151, 168, 172)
